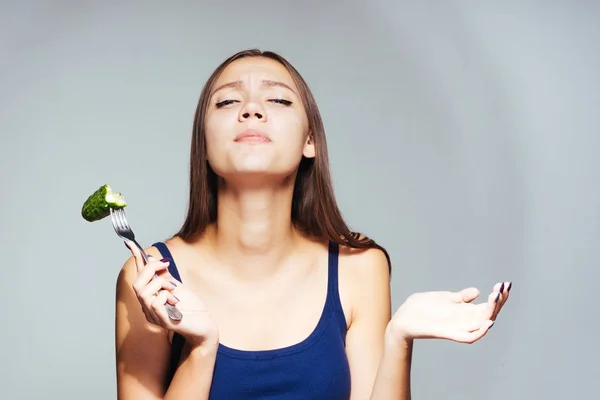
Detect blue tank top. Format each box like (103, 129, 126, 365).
(153, 241, 352, 399)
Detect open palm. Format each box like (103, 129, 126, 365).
(390, 282, 511, 344)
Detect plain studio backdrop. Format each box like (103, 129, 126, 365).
(1, 1, 598, 399)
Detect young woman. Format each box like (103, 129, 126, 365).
(115, 49, 511, 399)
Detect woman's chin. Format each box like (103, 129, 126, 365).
(217, 168, 298, 188)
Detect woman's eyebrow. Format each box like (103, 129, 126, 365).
(211, 79, 297, 96)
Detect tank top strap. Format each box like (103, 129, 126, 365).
(151, 241, 185, 386)
(152, 241, 182, 283)
(327, 241, 339, 295)
(326, 241, 347, 339)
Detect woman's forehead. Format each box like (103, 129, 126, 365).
(214, 57, 297, 91)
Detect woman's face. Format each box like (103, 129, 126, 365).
(204, 57, 314, 183)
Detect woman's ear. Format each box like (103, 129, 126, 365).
(303, 132, 315, 158)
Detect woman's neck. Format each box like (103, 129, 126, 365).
(205, 180, 304, 279)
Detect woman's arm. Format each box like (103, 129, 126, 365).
(345, 248, 511, 400)
(343, 248, 411, 400)
(115, 253, 217, 399)
(369, 332, 413, 400)
(163, 345, 217, 400)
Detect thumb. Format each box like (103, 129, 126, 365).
(452, 287, 480, 303)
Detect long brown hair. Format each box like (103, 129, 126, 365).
(174, 49, 391, 273)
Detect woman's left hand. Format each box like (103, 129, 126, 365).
(389, 282, 512, 344)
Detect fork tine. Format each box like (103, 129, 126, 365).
(116, 209, 149, 263)
(109, 208, 121, 235)
(118, 210, 132, 235)
(117, 208, 130, 229)
(110, 208, 128, 241)
(115, 208, 128, 231)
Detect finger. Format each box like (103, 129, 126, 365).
(145, 254, 177, 281)
(154, 262, 180, 287)
(139, 276, 178, 300)
(151, 290, 172, 327)
(125, 241, 145, 273)
(491, 281, 510, 318)
(461, 287, 480, 303)
(157, 272, 181, 289)
(165, 289, 180, 306)
(492, 281, 512, 319)
(132, 259, 171, 293)
(147, 254, 172, 270)
(487, 290, 502, 320)
(146, 254, 161, 263)
(451, 287, 480, 303)
(501, 281, 512, 304)
(493, 281, 505, 294)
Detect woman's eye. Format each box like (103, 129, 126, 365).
(269, 99, 293, 106)
(215, 99, 237, 108)
(216, 99, 292, 108)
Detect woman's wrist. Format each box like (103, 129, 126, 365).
(183, 324, 220, 352)
(385, 321, 414, 352)
(188, 334, 220, 354)
(188, 340, 219, 360)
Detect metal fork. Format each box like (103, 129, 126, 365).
(110, 207, 183, 321)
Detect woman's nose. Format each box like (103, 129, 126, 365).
(239, 101, 265, 122)
(242, 111, 263, 119)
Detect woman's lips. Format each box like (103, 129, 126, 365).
(234, 129, 271, 143)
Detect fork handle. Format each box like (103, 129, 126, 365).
(129, 239, 150, 264)
(128, 239, 183, 321)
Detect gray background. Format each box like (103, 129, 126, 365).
(1, 1, 598, 399)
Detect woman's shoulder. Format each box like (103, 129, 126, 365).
(147, 235, 198, 256)
(336, 237, 392, 326)
(336, 232, 390, 272)
(117, 236, 189, 276)
(338, 242, 390, 281)
(336, 236, 391, 303)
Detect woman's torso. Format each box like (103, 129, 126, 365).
(154, 237, 353, 399)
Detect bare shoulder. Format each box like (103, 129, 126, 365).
(338, 242, 391, 284)
(155, 235, 198, 259)
(337, 240, 392, 328)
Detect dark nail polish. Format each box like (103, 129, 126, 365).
(489, 322, 495, 329)
(495, 292, 500, 302)
(499, 283, 505, 293)
(507, 282, 512, 292)
(170, 281, 178, 287)
(160, 258, 172, 263)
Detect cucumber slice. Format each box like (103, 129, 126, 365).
(81, 184, 127, 222)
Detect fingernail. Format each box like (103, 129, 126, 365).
(495, 292, 500, 302)
(499, 283, 505, 293)
(489, 322, 495, 329)
(173, 295, 180, 301)
(160, 258, 172, 263)
(170, 281, 178, 287)
(507, 282, 512, 292)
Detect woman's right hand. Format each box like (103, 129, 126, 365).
(125, 241, 219, 350)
